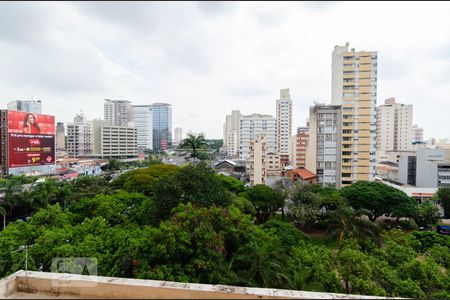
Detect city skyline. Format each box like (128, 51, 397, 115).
(1, 2, 450, 139)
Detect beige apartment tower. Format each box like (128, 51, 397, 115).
(249, 135, 267, 185)
(331, 43, 377, 186)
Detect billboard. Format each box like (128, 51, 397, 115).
(7, 110, 55, 168)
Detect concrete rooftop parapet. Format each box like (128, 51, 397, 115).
(0, 270, 400, 299)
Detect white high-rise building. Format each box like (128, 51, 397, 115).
(174, 127, 183, 146)
(132, 105, 153, 151)
(223, 110, 241, 157)
(412, 124, 424, 143)
(376, 98, 413, 158)
(66, 112, 93, 158)
(331, 42, 378, 186)
(104, 99, 133, 127)
(239, 114, 276, 160)
(7, 100, 42, 114)
(276, 89, 292, 155)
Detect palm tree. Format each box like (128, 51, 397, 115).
(0, 206, 6, 230)
(322, 206, 381, 248)
(233, 239, 292, 289)
(180, 133, 207, 163)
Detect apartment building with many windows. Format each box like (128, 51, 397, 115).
(276, 89, 292, 155)
(376, 97, 413, 160)
(239, 114, 276, 160)
(331, 42, 377, 187)
(306, 104, 342, 187)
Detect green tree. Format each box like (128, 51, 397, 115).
(341, 181, 417, 221)
(322, 206, 381, 247)
(232, 231, 292, 289)
(113, 164, 180, 196)
(413, 200, 441, 228)
(288, 182, 322, 229)
(217, 175, 246, 194)
(152, 163, 231, 222)
(180, 133, 207, 163)
(247, 185, 283, 224)
(437, 188, 450, 218)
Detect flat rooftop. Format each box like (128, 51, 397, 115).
(0, 271, 392, 299)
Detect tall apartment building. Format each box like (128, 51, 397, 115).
(376, 98, 413, 159)
(291, 127, 309, 168)
(7, 100, 42, 114)
(412, 124, 424, 143)
(239, 114, 276, 160)
(104, 99, 133, 127)
(173, 127, 183, 147)
(56, 122, 65, 150)
(132, 105, 153, 151)
(223, 110, 241, 157)
(92, 120, 138, 159)
(306, 104, 342, 187)
(331, 43, 377, 186)
(249, 135, 267, 185)
(66, 112, 93, 158)
(276, 89, 292, 155)
(152, 103, 172, 151)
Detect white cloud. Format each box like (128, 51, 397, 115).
(0, 1, 449, 139)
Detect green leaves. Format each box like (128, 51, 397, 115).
(247, 185, 283, 224)
(341, 181, 417, 221)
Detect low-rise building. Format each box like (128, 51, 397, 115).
(286, 168, 317, 184)
(399, 148, 450, 188)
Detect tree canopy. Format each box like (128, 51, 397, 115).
(341, 181, 417, 221)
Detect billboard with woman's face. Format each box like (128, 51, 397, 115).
(7, 110, 55, 168)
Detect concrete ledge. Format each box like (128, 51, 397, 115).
(0, 270, 394, 299)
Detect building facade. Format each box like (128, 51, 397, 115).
(104, 99, 133, 127)
(331, 42, 377, 186)
(412, 124, 424, 143)
(376, 98, 413, 160)
(56, 122, 65, 150)
(239, 114, 276, 160)
(249, 135, 267, 185)
(276, 89, 292, 155)
(66, 112, 93, 158)
(306, 104, 342, 187)
(152, 103, 172, 152)
(93, 124, 138, 159)
(292, 126, 309, 168)
(7, 100, 42, 114)
(132, 105, 153, 151)
(173, 127, 183, 147)
(223, 110, 241, 157)
(399, 148, 450, 188)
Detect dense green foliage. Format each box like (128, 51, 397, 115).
(341, 181, 417, 221)
(437, 188, 450, 218)
(0, 166, 449, 298)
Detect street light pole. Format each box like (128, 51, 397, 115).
(12, 244, 36, 292)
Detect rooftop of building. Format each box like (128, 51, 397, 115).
(0, 271, 391, 299)
(290, 168, 316, 180)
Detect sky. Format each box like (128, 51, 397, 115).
(0, 1, 449, 140)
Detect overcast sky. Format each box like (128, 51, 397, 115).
(0, 1, 449, 139)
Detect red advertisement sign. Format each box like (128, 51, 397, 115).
(7, 110, 55, 168)
(7, 110, 55, 135)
